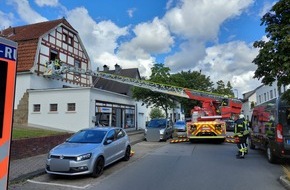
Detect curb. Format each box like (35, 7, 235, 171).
(279, 175, 290, 190)
(9, 169, 46, 185)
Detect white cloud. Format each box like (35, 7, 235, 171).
(7, 0, 47, 24)
(66, 7, 129, 71)
(163, 0, 253, 40)
(197, 41, 260, 95)
(258, 1, 276, 17)
(34, 0, 59, 7)
(0, 11, 14, 29)
(127, 8, 136, 18)
(119, 17, 174, 56)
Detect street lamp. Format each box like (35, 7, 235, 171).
(234, 89, 239, 98)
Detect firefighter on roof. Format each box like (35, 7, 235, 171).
(234, 114, 248, 159)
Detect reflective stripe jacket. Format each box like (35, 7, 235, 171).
(234, 118, 247, 137)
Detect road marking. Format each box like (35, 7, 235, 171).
(27, 179, 91, 189)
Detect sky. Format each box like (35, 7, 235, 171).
(0, 0, 277, 98)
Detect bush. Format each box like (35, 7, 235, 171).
(150, 108, 165, 119)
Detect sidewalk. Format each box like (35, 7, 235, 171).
(8, 130, 145, 185)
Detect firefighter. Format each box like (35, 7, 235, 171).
(54, 59, 61, 70)
(234, 114, 247, 159)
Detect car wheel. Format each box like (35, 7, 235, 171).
(92, 157, 104, 178)
(267, 145, 277, 163)
(123, 146, 131, 161)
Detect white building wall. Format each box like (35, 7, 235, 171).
(15, 73, 80, 109)
(28, 87, 136, 132)
(242, 92, 256, 121)
(255, 81, 288, 105)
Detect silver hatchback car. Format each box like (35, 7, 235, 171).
(46, 127, 131, 177)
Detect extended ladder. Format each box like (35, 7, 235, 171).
(43, 60, 241, 102)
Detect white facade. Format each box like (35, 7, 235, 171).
(242, 91, 256, 121)
(15, 72, 80, 109)
(256, 81, 289, 105)
(28, 87, 148, 132)
(242, 81, 290, 121)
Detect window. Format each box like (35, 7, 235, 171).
(264, 93, 267, 102)
(116, 129, 125, 139)
(33, 104, 41, 112)
(74, 59, 81, 68)
(62, 34, 67, 42)
(270, 90, 273, 99)
(67, 103, 76, 111)
(50, 104, 58, 112)
(68, 36, 73, 45)
(50, 50, 58, 61)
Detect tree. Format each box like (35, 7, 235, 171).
(252, 0, 290, 99)
(132, 63, 176, 118)
(170, 70, 214, 118)
(149, 108, 165, 119)
(212, 80, 235, 97)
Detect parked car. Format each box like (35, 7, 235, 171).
(144, 118, 173, 141)
(249, 95, 290, 163)
(225, 120, 235, 132)
(46, 127, 131, 177)
(173, 120, 187, 132)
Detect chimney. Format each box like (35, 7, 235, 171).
(103, 65, 109, 72)
(114, 63, 121, 73)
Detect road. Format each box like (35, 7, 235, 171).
(9, 140, 285, 190)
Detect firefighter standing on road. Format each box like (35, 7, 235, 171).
(234, 114, 248, 159)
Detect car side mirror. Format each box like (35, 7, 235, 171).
(104, 139, 113, 145)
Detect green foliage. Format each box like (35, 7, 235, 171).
(253, 0, 290, 99)
(170, 70, 214, 117)
(212, 80, 235, 98)
(132, 63, 176, 118)
(149, 108, 165, 119)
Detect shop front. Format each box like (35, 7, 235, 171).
(95, 100, 135, 129)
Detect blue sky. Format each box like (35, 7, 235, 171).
(0, 0, 277, 97)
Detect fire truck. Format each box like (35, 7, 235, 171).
(44, 60, 242, 143)
(184, 89, 242, 143)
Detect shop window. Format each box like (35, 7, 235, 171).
(125, 109, 135, 128)
(67, 103, 76, 111)
(33, 104, 41, 112)
(50, 104, 58, 112)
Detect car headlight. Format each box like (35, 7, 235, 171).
(76, 153, 92, 161)
(47, 152, 51, 159)
(159, 129, 165, 135)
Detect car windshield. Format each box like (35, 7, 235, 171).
(147, 119, 166, 128)
(66, 130, 107, 143)
(175, 121, 185, 125)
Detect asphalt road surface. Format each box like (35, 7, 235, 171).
(9, 140, 286, 190)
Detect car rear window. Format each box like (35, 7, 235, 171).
(175, 121, 185, 125)
(148, 119, 166, 128)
